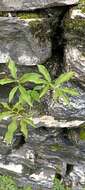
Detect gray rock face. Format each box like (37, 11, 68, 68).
(0, 0, 85, 189)
(0, 126, 85, 190)
(0, 17, 51, 66)
(64, 2, 85, 87)
(47, 92, 85, 121)
(0, 0, 79, 11)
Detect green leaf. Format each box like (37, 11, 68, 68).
(24, 187, 32, 190)
(20, 73, 46, 84)
(53, 88, 70, 104)
(0, 111, 12, 121)
(13, 102, 24, 112)
(55, 71, 75, 87)
(53, 178, 65, 190)
(8, 59, 17, 79)
(31, 90, 40, 102)
(0, 102, 10, 110)
(19, 95, 25, 105)
(25, 118, 35, 128)
(0, 79, 14, 85)
(9, 86, 18, 102)
(38, 65, 51, 82)
(53, 88, 63, 100)
(80, 129, 85, 140)
(4, 119, 17, 144)
(62, 87, 79, 96)
(20, 119, 28, 139)
(39, 85, 49, 98)
(34, 85, 44, 91)
(19, 85, 32, 107)
(62, 94, 70, 105)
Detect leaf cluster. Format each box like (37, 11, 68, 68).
(53, 177, 70, 190)
(0, 59, 79, 144)
(0, 175, 32, 190)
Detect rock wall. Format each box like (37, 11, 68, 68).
(0, 1, 85, 190)
(64, 0, 85, 87)
(0, 0, 79, 11)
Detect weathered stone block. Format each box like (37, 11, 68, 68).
(0, 0, 79, 11)
(64, 1, 85, 86)
(0, 16, 51, 65)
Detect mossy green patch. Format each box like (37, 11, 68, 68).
(17, 12, 43, 19)
(0, 11, 44, 19)
(0, 11, 8, 17)
(50, 144, 63, 152)
(64, 19, 85, 34)
(29, 19, 50, 42)
(78, 0, 85, 13)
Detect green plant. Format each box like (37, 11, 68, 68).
(0, 175, 17, 190)
(0, 175, 32, 190)
(0, 59, 79, 144)
(53, 177, 70, 190)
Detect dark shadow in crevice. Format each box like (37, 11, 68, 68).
(55, 173, 62, 180)
(12, 133, 25, 149)
(66, 163, 73, 176)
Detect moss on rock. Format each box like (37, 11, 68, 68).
(78, 0, 85, 13)
(29, 19, 50, 43)
(17, 12, 43, 19)
(64, 19, 85, 34)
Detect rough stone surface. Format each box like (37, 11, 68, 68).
(0, 7, 65, 66)
(0, 17, 51, 66)
(33, 116, 85, 129)
(47, 91, 85, 121)
(64, 0, 85, 87)
(0, 125, 85, 190)
(0, 0, 85, 190)
(0, 0, 79, 11)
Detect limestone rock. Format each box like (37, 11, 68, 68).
(64, 165, 85, 190)
(47, 92, 85, 122)
(33, 116, 85, 128)
(0, 126, 85, 190)
(0, 0, 79, 11)
(64, 1, 85, 87)
(0, 17, 51, 65)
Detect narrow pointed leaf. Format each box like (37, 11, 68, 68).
(13, 102, 24, 112)
(62, 87, 79, 96)
(34, 85, 44, 90)
(31, 90, 40, 102)
(5, 119, 17, 144)
(0, 79, 14, 85)
(19, 85, 32, 107)
(53, 88, 70, 104)
(0, 102, 10, 110)
(38, 65, 51, 82)
(25, 118, 35, 128)
(53, 88, 63, 100)
(19, 95, 25, 105)
(8, 59, 17, 79)
(20, 119, 28, 139)
(20, 73, 46, 84)
(55, 71, 75, 86)
(62, 95, 70, 105)
(4, 131, 13, 144)
(0, 111, 12, 121)
(9, 86, 18, 102)
(39, 85, 49, 98)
